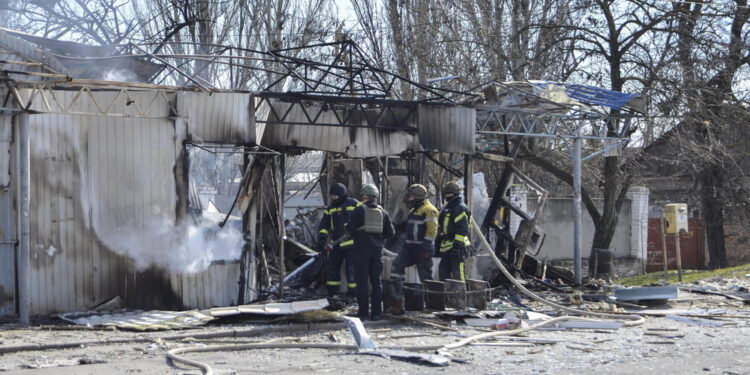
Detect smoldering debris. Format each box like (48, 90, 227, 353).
(102, 68, 139, 82)
(97, 215, 244, 274)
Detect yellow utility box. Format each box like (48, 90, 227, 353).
(664, 203, 689, 234)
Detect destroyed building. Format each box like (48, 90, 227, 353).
(0, 29, 644, 321)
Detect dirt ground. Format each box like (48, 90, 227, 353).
(1, 290, 749, 375)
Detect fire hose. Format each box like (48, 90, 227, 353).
(167, 217, 644, 374)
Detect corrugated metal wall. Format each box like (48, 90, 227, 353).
(13, 89, 254, 315)
(27, 111, 181, 314)
(170, 262, 241, 309)
(178, 92, 254, 144)
(262, 101, 416, 157)
(0, 116, 11, 187)
(418, 105, 476, 154)
(0, 117, 16, 315)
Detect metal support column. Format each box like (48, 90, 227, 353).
(572, 136, 582, 284)
(464, 157, 473, 206)
(277, 154, 286, 299)
(17, 113, 30, 324)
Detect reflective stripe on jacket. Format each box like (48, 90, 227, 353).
(405, 199, 439, 249)
(437, 196, 471, 253)
(318, 198, 360, 248)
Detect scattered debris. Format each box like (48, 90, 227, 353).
(59, 310, 215, 331)
(614, 286, 678, 303)
(681, 287, 750, 304)
(91, 296, 125, 312)
(530, 320, 623, 331)
(344, 317, 450, 366)
(471, 342, 536, 347)
(644, 332, 685, 339)
(434, 311, 483, 322)
(207, 298, 329, 317)
(58, 299, 330, 331)
(566, 345, 595, 352)
(664, 314, 728, 327)
(388, 314, 458, 332)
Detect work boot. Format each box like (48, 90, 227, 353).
(327, 285, 339, 299)
(382, 278, 404, 314)
(326, 295, 344, 311)
(381, 279, 395, 313)
(345, 287, 357, 301)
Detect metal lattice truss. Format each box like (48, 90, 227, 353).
(2, 82, 177, 118)
(476, 106, 634, 140)
(259, 40, 470, 102)
(255, 92, 417, 131)
(1, 34, 644, 152)
(475, 105, 639, 159)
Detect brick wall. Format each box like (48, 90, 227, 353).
(724, 223, 750, 266)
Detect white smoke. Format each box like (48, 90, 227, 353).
(102, 68, 139, 82)
(99, 215, 244, 274)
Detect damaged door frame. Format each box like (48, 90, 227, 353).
(182, 142, 284, 303)
(475, 106, 637, 283)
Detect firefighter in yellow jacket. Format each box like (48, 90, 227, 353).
(391, 184, 438, 283)
(437, 181, 471, 281)
(385, 184, 438, 314)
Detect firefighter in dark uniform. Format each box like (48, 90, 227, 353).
(385, 184, 438, 314)
(317, 183, 360, 299)
(347, 184, 394, 320)
(437, 181, 471, 281)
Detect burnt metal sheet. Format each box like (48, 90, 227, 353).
(170, 262, 242, 310)
(418, 105, 476, 154)
(178, 92, 254, 144)
(0, 153, 15, 315)
(59, 309, 215, 331)
(0, 29, 68, 74)
(252, 97, 270, 144)
(1, 28, 161, 82)
(614, 286, 678, 302)
(27, 106, 179, 315)
(207, 298, 329, 317)
(0, 116, 10, 187)
(5, 88, 254, 316)
(261, 100, 416, 157)
(344, 316, 450, 366)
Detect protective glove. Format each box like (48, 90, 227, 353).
(317, 238, 327, 252)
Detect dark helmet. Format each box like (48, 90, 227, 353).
(329, 182, 347, 197)
(408, 184, 428, 200)
(442, 181, 461, 195)
(360, 183, 380, 198)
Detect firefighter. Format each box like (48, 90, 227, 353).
(436, 181, 471, 281)
(386, 184, 438, 313)
(347, 184, 394, 320)
(317, 183, 360, 299)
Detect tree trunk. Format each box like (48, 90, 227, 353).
(700, 165, 728, 269)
